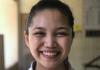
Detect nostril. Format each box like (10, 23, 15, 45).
(44, 36, 55, 47)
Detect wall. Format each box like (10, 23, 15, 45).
(0, 0, 18, 69)
(20, 0, 38, 13)
(0, 35, 4, 70)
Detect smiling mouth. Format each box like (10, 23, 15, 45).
(40, 50, 60, 59)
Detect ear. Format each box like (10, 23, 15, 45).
(24, 31, 29, 48)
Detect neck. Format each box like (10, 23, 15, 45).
(36, 62, 68, 70)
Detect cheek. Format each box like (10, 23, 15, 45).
(28, 37, 43, 58)
(29, 36, 40, 47)
(58, 37, 72, 51)
(28, 37, 40, 52)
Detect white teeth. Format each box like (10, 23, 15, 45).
(42, 51, 57, 56)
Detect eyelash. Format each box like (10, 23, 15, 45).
(33, 32, 45, 37)
(33, 31, 69, 37)
(55, 32, 69, 36)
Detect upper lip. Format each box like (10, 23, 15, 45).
(39, 49, 60, 52)
(40, 49, 59, 52)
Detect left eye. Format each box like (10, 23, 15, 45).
(33, 32, 45, 37)
(55, 32, 69, 37)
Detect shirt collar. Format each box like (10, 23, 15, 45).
(28, 61, 74, 70)
(28, 61, 36, 70)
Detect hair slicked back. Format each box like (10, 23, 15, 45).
(25, 0, 74, 37)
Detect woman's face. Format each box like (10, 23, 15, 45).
(25, 9, 73, 69)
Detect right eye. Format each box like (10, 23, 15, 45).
(33, 31, 45, 37)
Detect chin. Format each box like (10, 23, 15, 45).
(40, 60, 61, 69)
(42, 63, 58, 69)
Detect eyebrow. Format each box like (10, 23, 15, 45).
(56, 27, 70, 30)
(32, 27, 71, 31)
(33, 27, 45, 30)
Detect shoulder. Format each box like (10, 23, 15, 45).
(68, 63, 75, 70)
(28, 61, 74, 70)
(28, 61, 36, 70)
(64, 60, 74, 70)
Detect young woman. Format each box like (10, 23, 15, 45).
(24, 0, 74, 70)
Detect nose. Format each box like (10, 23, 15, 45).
(44, 35, 56, 48)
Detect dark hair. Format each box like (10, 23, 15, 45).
(25, 0, 74, 37)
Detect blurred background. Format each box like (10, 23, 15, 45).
(0, 0, 100, 70)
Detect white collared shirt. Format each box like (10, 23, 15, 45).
(28, 61, 74, 70)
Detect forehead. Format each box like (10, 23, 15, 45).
(30, 9, 69, 29)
